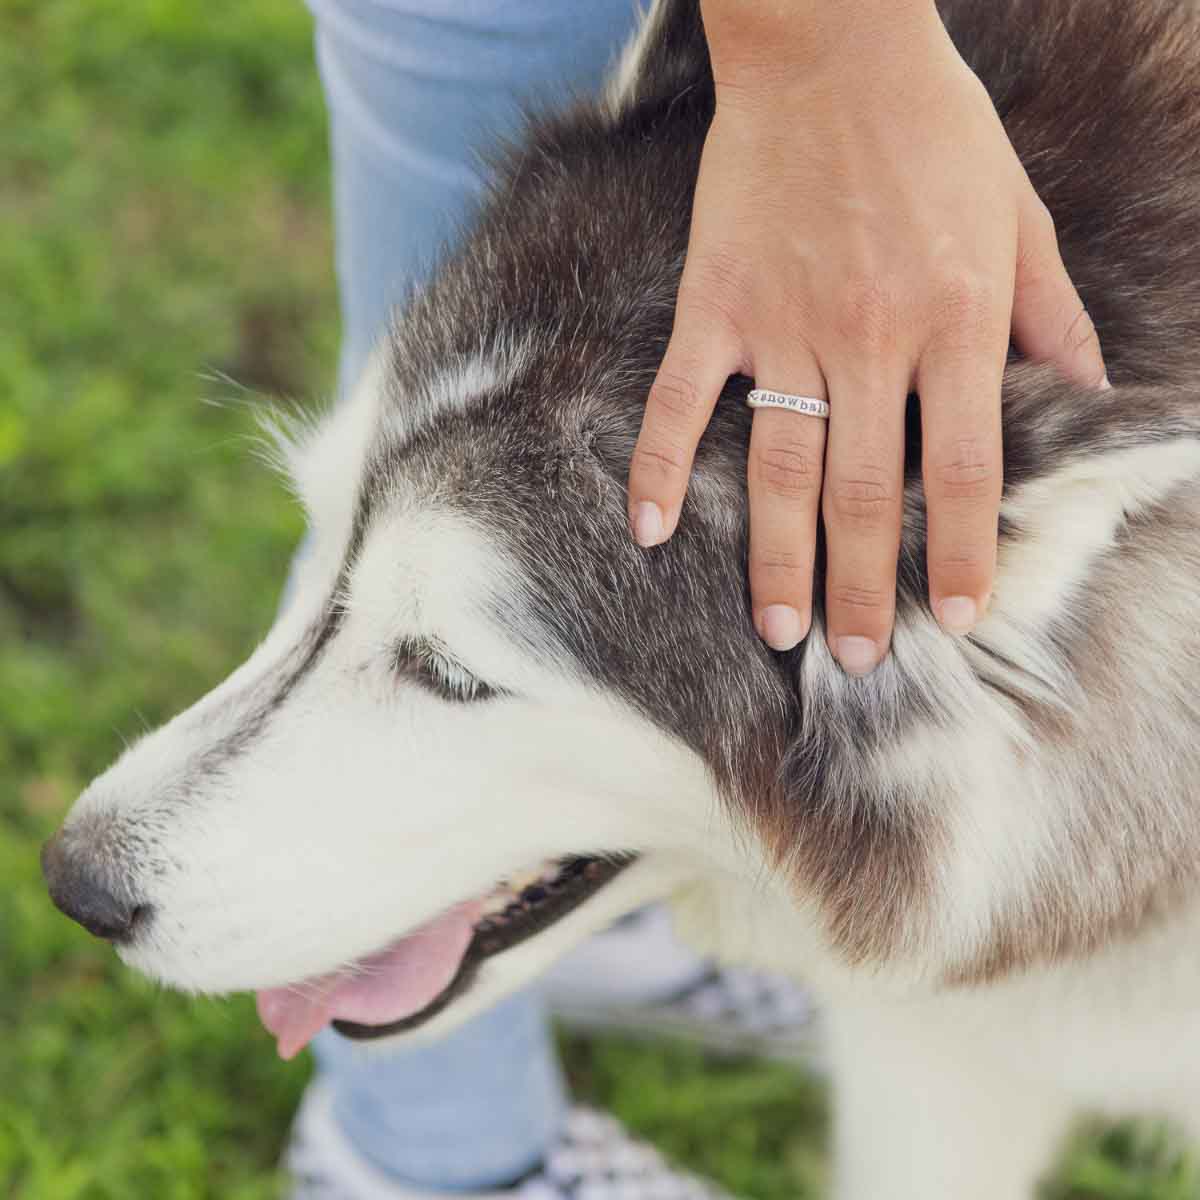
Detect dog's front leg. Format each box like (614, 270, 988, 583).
(824, 1000, 1075, 1200)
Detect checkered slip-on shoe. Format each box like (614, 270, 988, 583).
(286, 1082, 736, 1200)
(551, 964, 820, 1064)
(543, 908, 820, 1063)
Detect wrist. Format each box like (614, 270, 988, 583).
(700, 0, 945, 93)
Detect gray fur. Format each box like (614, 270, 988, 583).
(344, 0, 1200, 969)
(42, 5, 1200, 1185)
(44, 0, 1200, 999)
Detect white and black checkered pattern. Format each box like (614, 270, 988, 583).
(287, 1084, 736, 1200)
(550, 964, 819, 1064)
(541, 907, 820, 1063)
(514, 1108, 730, 1200)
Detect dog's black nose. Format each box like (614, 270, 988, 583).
(41, 832, 148, 942)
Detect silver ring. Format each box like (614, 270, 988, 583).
(746, 389, 830, 419)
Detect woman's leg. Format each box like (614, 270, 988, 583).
(312, 0, 642, 391)
(311, 992, 564, 1190)
(303, 0, 641, 1190)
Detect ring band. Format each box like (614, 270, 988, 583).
(747, 389, 830, 419)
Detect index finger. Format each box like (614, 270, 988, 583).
(628, 302, 742, 546)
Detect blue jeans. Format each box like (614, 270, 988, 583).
(306, 0, 641, 1189)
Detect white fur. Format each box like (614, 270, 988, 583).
(56, 0, 1200, 1177)
(62, 350, 1200, 1198)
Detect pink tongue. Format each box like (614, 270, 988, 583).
(255, 902, 479, 1060)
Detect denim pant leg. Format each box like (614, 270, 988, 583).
(313, 992, 566, 1190)
(305, 0, 642, 1189)
(310, 0, 643, 393)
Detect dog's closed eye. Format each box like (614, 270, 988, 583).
(392, 638, 499, 704)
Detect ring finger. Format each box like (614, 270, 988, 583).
(747, 354, 829, 651)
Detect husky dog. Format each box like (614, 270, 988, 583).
(42, 0, 1200, 1194)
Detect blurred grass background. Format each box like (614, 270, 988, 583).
(1, 0, 1198, 1196)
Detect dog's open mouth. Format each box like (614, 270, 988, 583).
(255, 854, 634, 1058)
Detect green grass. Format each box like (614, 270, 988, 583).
(0, 1, 1196, 1196)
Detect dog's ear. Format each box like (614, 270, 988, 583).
(762, 369, 1200, 973)
(798, 365, 1200, 725)
(971, 370, 1200, 700)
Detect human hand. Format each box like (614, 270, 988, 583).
(627, 0, 1106, 674)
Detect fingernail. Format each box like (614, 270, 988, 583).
(938, 595, 978, 636)
(835, 636, 881, 677)
(1100, 373, 1113, 390)
(759, 604, 807, 651)
(631, 501, 665, 547)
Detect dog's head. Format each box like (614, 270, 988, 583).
(44, 318, 1200, 1059)
(41, 1, 797, 1058)
(41, 292, 815, 1054)
(43, 0, 1200, 1054)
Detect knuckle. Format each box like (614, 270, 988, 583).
(933, 269, 1001, 340)
(1014, 244, 1050, 290)
(826, 468, 896, 528)
(928, 438, 1000, 504)
(829, 582, 889, 615)
(930, 541, 991, 575)
(1024, 197, 1060, 250)
(1015, 229, 1062, 290)
(754, 442, 820, 502)
(776, 282, 821, 340)
(1063, 305, 1100, 355)
(647, 372, 706, 429)
(631, 438, 690, 482)
(932, 555, 991, 592)
(753, 545, 809, 582)
(930, 535, 991, 565)
(680, 250, 748, 322)
(834, 274, 902, 352)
